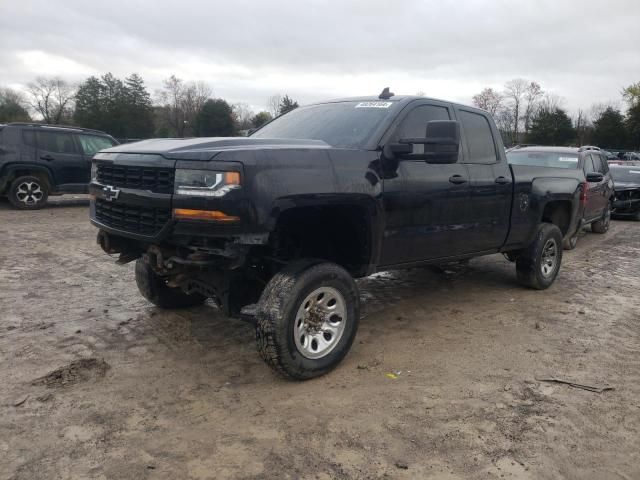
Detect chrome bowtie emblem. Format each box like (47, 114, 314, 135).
(103, 185, 120, 202)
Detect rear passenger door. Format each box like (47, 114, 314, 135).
(35, 130, 87, 187)
(456, 108, 512, 253)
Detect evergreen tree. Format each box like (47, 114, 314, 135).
(74, 76, 106, 130)
(593, 107, 627, 149)
(626, 103, 640, 150)
(0, 87, 30, 122)
(527, 107, 575, 145)
(123, 74, 154, 139)
(196, 99, 236, 137)
(250, 111, 272, 128)
(74, 73, 154, 139)
(278, 95, 299, 115)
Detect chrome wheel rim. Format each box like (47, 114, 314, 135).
(541, 238, 558, 278)
(16, 181, 44, 205)
(294, 286, 346, 359)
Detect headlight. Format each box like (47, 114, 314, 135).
(174, 169, 241, 197)
(91, 162, 98, 182)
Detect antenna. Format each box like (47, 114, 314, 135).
(378, 87, 394, 100)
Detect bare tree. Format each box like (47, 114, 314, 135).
(494, 107, 515, 144)
(589, 101, 619, 124)
(156, 75, 185, 136)
(181, 81, 212, 135)
(538, 93, 564, 113)
(232, 102, 254, 130)
(267, 95, 281, 118)
(573, 109, 591, 146)
(25, 76, 75, 124)
(503, 78, 528, 144)
(156, 75, 212, 136)
(523, 81, 544, 135)
(472, 87, 503, 116)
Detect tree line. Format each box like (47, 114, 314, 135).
(472, 79, 640, 149)
(1, 73, 638, 150)
(0, 74, 300, 140)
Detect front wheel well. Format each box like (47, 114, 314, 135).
(1, 168, 52, 193)
(269, 205, 372, 277)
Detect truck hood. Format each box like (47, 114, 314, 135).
(101, 137, 330, 160)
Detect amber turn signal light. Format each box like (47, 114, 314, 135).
(225, 171, 241, 185)
(173, 208, 240, 222)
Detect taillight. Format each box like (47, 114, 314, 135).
(580, 181, 588, 205)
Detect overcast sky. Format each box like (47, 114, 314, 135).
(1, 0, 639, 114)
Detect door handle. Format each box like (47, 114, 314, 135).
(449, 175, 467, 185)
(40, 155, 54, 161)
(495, 176, 511, 185)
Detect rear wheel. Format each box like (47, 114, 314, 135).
(516, 223, 563, 290)
(135, 259, 207, 309)
(255, 260, 360, 380)
(591, 204, 611, 233)
(8, 176, 49, 210)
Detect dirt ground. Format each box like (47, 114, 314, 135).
(1, 196, 639, 480)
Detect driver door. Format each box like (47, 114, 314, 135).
(379, 102, 471, 266)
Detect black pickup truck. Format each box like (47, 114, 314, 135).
(90, 93, 582, 379)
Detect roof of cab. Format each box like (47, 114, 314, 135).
(510, 146, 581, 154)
(314, 95, 489, 114)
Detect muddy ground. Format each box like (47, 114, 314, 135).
(1, 196, 639, 480)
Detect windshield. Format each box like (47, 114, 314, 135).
(610, 166, 640, 183)
(251, 101, 397, 148)
(507, 151, 579, 169)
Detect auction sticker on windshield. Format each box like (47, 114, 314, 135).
(355, 102, 393, 108)
(558, 157, 578, 162)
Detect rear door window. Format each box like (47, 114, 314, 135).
(584, 155, 596, 174)
(598, 154, 609, 174)
(22, 130, 36, 147)
(36, 131, 78, 154)
(78, 135, 116, 156)
(459, 110, 498, 164)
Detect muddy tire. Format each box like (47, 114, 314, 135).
(562, 233, 578, 250)
(135, 259, 206, 309)
(255, 259, 360, 380)
(516, 223, 563, 290)
(8, 175, 49, 210)
(591, 204, 611, 234)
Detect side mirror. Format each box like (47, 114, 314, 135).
(395, 120, 460, 164)
(586, 172, 603, 183)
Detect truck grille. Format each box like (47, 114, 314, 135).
(96, 164, 174, 194)
(95, 199, 171, 236)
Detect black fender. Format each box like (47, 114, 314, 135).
(503, 174, 582, 250)
(0, 163, 56, 193)
(267, 193, 383, 276)
(530, 176, 582, 240)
